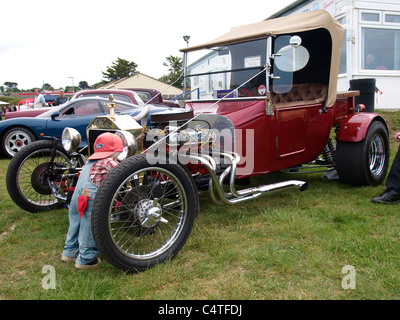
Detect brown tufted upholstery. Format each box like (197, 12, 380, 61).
(270, 83, 328, 108)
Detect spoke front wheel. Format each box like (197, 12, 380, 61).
(91, 155, 199, 272)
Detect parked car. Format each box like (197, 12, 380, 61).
(6, 10, 391, 272)
(4, 89, 142, 120)
(87, 9, 389, 271)
(72, 89, 143, 104)
(4, 88, 179, 120)
(0, 96, 169, 158)
(4, 107, 53, 120)
(120, 88, 180, 108)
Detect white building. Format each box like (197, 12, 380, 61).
(269, 0, 400, 109)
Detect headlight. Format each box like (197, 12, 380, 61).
(115, 130, 137, 161)
(62, 127, 82, 152)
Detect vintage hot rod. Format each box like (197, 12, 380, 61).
(6, 10, 389, 271)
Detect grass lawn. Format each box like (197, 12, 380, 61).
(0, 111, 399, 300)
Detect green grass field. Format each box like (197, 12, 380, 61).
(0, 111, 399, 300)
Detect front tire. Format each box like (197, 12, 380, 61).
(336, 120, 389, 186)
(91, 154, 199, 272)
(6, 140, 71, 212)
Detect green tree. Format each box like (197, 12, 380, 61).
(93, 80, 108, 89)
(158, 55, 183, 89)
(4, 81, 18, 88)
(102, 57, 138, 82)
(65, 86, 79, 93)
(3, 82, 18, 90)
(78, 81, 90, 89)
(43, 83, 54, 91)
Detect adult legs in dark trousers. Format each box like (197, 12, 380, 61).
(371, 140, 400, 204)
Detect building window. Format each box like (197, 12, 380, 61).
(361, 27, 400, 70)
(361, 12, 380, 23)
(385, 14, 400, 24)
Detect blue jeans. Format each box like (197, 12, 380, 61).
(62, 197, 98, 265)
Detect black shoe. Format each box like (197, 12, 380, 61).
(371, 189, 400, 204)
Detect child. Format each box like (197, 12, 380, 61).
(61, 132, 123, 269)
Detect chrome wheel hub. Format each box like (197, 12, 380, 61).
(136, 198, 168, 227)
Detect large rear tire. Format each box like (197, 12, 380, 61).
(91, 154, 199, 272)
(336, 120, 389, 186)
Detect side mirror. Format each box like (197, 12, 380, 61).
(51, 111, 60, 120)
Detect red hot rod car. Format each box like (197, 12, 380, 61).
(7, 10, 389, 272)
(180, 9, 388, 188)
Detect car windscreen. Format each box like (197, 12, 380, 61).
(37, 99, 106, 118)
(134, 91, 152, 102)
(60, 100, 103, 116)
(77, 93, 133, 104)
(99, 100, 139, 113)
(186, 39, 267, 100)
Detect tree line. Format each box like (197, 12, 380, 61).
(1, 55, 183, 93)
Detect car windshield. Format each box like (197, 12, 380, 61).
(186, 39, 267, 100)
(134, 91, 151, 102)
(77, 93, 133, 104)
(74, 91, 145, 107)
(132, 92, 145, 106)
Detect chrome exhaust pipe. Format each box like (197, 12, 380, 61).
(181, 153, 308, 205)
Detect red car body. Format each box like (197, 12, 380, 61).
(186, 91, 364, 178)
(181, 10, 389, 186)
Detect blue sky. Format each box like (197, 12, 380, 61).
(0, 0, 294, 90)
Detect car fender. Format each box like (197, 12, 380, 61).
(0, 118, 43, 139)
(336, 113, 387, 142)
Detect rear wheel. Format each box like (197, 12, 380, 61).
(336, 120, 389, 186)
(2, 126, 36, 158)
(91, 154, 199, 272)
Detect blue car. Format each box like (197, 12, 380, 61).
(0, 97, 170, 158)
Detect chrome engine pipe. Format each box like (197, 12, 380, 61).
(183, 154, 231, 204)
(213, 151, 242, 198)
(200, 154, 225, 205)
(214, 151, 308, 196)
(181, 153, 308, 205)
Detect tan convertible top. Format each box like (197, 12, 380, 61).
(180, 10, 345, 108)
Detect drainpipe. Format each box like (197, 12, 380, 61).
(346, 0, 354, 82)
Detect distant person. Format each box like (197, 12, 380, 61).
(364, 53, 387, 70)
(61, 132, 123, 269)
(371, 132, 400, 204)
(52, 89, 68, 106)
(33, 88, 45, 108)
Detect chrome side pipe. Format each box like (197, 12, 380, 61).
(181, 153, 308, 205)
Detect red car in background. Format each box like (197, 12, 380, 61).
(4, 88, 180, 120)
